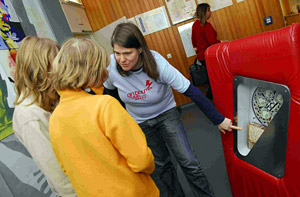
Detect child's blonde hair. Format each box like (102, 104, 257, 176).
(14, 36, 60, 112)
(52, 38, 109, 91)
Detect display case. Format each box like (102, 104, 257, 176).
(233, 76, 290, 178)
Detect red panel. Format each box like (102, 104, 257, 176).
(205, 23, 300, 196)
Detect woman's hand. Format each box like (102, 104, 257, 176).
(218, 118, 242, 134)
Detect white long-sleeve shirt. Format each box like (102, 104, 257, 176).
(13, 94, 76, 197)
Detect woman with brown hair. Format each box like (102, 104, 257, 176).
(104, 22, 238, 197)
(13, 36, 76, 196)
(192, 3, 220, 100)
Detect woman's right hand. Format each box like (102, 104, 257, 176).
(217, 117, 242, 134)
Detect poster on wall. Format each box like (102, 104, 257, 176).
(127, 17, 138, 26)
(165, 0, 197, 25)
(198, 0, 233, 11)
(178, 22, 196, 58)
(0, 49, 15, 80)
(0, 59, 15, 140)
(2, 0, 19, 22)
(135, 6, 170, 35)
(93, 16, 126, 55)
(0, 0, 26, 50)
(0, 0, 20, 140)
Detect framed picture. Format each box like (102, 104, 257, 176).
(165, 0, 197, 25)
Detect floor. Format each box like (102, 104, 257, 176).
(176, 102, 232, 197)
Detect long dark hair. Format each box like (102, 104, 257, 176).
(111, 23, 159, 80)
(195, 3, 210, 26)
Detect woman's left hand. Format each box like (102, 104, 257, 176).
(218, 117, 242, 134)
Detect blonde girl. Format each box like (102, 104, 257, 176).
(13, 36, 76, 196)
(49, 38, 158, 197)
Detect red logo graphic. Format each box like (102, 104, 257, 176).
(127, 80, 153, 100)
(146, 80, 152, 89)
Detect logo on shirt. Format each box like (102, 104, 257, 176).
(127, 80, 153, 100)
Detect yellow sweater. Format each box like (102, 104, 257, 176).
(49, 90, 159, 197)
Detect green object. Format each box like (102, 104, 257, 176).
(0, 74, 13, 140)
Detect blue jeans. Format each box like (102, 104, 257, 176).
(139, 107, 215, 197)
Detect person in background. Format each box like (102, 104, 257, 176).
(103, 22, 240, 197)
(49, 38, 159, 197)
(13, 36, 76, 196)
(192, 3, 220, 100)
